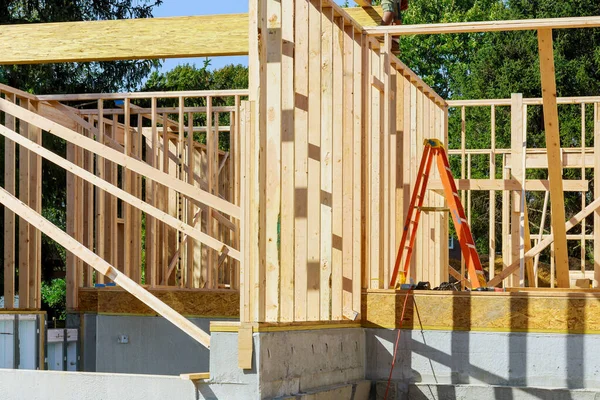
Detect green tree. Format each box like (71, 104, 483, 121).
(142, 61, 249, 151)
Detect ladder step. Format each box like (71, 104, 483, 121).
(418, 207, 450, 212)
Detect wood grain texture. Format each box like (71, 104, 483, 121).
(362, 290, 600, 333)
(0, 8, 383, 65)
(77, 288, 239, 318)
(538, 29, 569, 287)
(365, 15, 600, 36)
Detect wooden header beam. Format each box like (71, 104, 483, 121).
(448, 96, 600, 107)
(0, 7, 383, 65)
(365, 15, 600, 36)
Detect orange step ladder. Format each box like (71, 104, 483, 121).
(390, 139, 487, 289)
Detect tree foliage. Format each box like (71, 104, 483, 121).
(41, 278, 67, 321)
(142, 61, 249, 151)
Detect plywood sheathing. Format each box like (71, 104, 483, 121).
(78, 288, 239, 318)
(362, 290, 600, 334)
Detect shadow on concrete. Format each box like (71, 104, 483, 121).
(367, 291, 598, 399)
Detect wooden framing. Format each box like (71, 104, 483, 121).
(0, 8, 383, 65)
(2, 4, 600, 337)
(365, 15, 600, 36)
(537, 29, 569, 287)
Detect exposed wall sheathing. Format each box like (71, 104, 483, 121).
(78, 288, 239, 318)
(363, 290, 600, 334)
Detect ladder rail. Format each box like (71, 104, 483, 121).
(390, 145, 433, 287)
(436, 150, 486, 287)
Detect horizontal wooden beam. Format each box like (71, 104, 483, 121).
(0, 7, 383, 65)
(429, 179, 588, 192)
(506, 152, 596, 169)
(445, 148, 595, 169)
(448, 96, 600, 107)
(37, 89, 247, 102)
(0, 14, 247, 64)
(0, 184, 211, 348)
(366, 15, 600, 36)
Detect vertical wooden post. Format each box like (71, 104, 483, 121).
(306, 0, 322, 320)
(123, 99, 132, 278)
(353, 30, 363, 312)
(537, 28, 570, 287)
(4, 93, 16, 309)
(331, 15, 344, 319)
(96, 100, 105, 284)
(206, 97, 215, 289)
(148, 97, 158, 287)
(501, 154, 510, 288)
(581, 104, 586, 275)
(186, 112, 195, 288)
(489, 105, 496, 281)
(161, 113, 169, 282)
(110, 115, 119, 273)
(594, 103, 600, 287)
(393, 64, 405, 288)
(132, 106, 143, 283)
(510, 94, 524, 287)
(248, 0, 267, 322)
(369, 44, 382, 288)
(240, 101, 250, 322)
(84, 119, 94, 287)
(19, 98, 31, 309)
(28, 100, 42, 307)
(293, 0, 309, 322)
(382, 34, 391, 289)
(320, 6, 333, 319)
(342, 24, 354, 318)
(66, 128, 74, 308)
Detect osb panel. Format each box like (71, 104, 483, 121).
(362, 290, 600, 334)
(77, 289, 98, 313)
(78, 288, 239, 318)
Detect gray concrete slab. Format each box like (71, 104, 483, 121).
(0, 369, 196, 400)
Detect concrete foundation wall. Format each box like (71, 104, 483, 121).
(84, 314, 236, 375)
(203, 328, 366, 399)
(0, 369, 196, 400)
(258, 328, 365, 398)
(366, 328, 600, 390)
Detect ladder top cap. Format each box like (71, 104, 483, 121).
(424, 138, 445, 148)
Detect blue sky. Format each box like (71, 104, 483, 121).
(151, 0, 354, 73)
